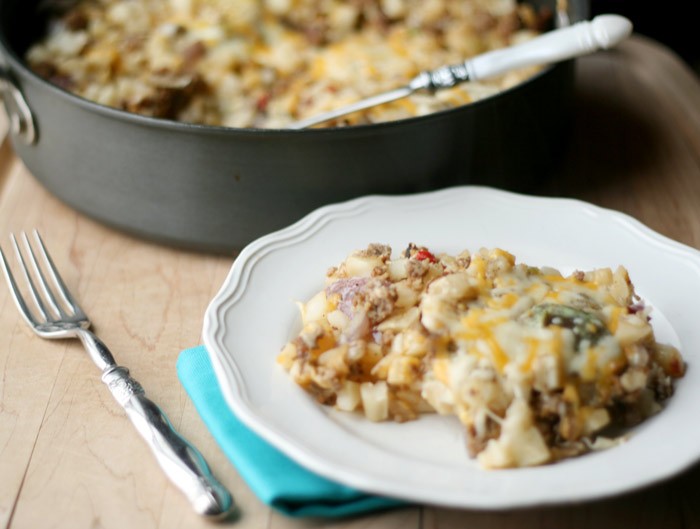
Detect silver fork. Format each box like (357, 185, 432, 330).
(0, 231, 234, 519)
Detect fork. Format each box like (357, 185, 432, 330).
(0, 231, 234, 518)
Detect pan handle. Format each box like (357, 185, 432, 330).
(0, 67, 36, 145)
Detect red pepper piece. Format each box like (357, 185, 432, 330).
(256, 93, 270, 112)
(415, 249, 437, 263)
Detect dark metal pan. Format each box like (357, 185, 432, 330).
(0, 0, 588, 253)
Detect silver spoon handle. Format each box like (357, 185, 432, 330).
(289, 14, 632, 129)
(288, 86, 413, 130)
(461, 14, 632, 83)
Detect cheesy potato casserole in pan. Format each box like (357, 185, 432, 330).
(26, 0, 548, 128)
(278, 244, 685, 468)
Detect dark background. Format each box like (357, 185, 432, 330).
(589, 1, 698, 74)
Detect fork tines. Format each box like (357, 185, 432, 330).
(0, 230, 85, 327)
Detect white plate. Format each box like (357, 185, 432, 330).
(203, 186, 700, 509)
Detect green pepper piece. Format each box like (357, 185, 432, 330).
(523, 303, 609, 349)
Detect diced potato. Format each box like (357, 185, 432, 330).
(387, 356, 420, 385)
(477, 400, 550, 469)
(652, 343, 686, 377)
(589, 267, 613, 286)
(421, 272, 478, 333)
(376, 307, 420, 332)
(421, 378, 454, 415)
(539, 266, 561, 277)
(427, 271, 475, 299)
(431, 358, 450, 385)
(395, 389, 434, 413)
(581, 407, 610, 435)
(345, 254, 383, 277)
(326, 309, 349, 330)
(302, 290, 327, 324)
(336, 381, 361, 411)
(347, 340, 367, 362)
(421, 298, 457, 334)
(588, 436, 625, 451)
(395, 280, 420, 308)
(387, 258, 409, 281)
(620, 368, 647, 393)
(381, 0, 407, 18)
(610, 266, 633, 305)
(370, 354, 392, 379)
(360, 381, 389, 421)
(614, 315, 652, 348)
(359, 343, 384, 373)
(298, 321, 324, 348)
(318, 345, 349, 374)
(532, 354, 562, 391)
(390, 328, 428, 357)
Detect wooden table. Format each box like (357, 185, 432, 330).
(2, 35, 700, 529)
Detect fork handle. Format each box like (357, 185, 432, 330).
(100, 363, 234, 518)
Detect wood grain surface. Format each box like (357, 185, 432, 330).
(1, 35, 700, 529)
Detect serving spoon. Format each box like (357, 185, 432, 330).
(288, 14, 632, 129)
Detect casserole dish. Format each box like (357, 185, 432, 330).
(0, 0, 588, 253)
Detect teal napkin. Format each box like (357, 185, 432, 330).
(176, 345, 406, 518)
